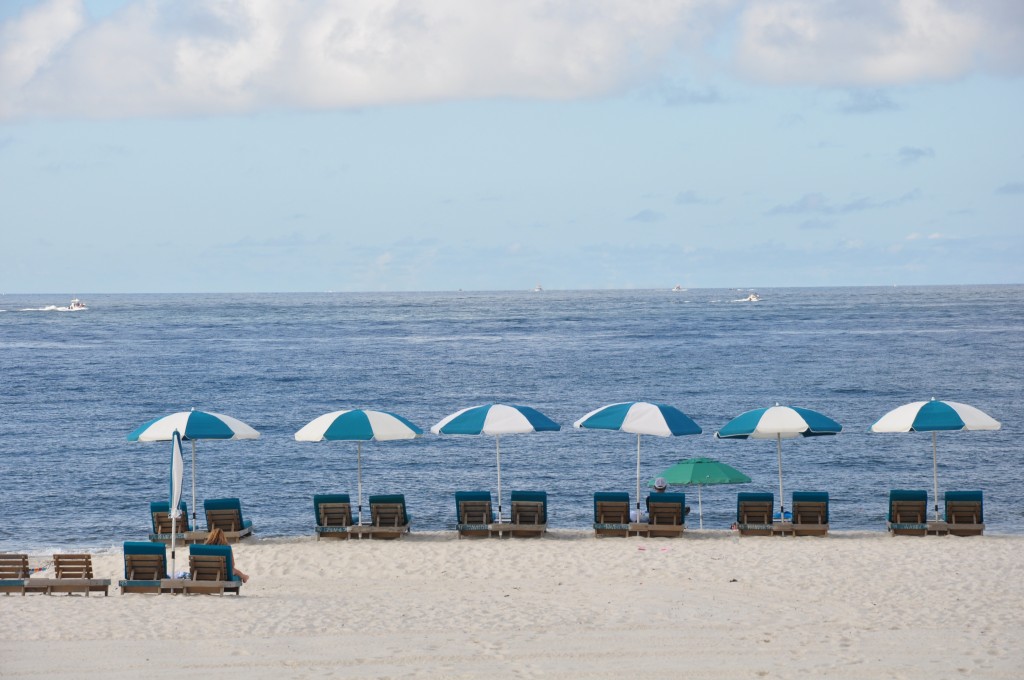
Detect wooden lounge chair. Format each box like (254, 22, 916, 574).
(314, 494, 354, 540)
(149, 500, 204, 544)
(736, 492, 774, 536)
(0, 554, 29, 596)
(118, 541, 186, 595)
(791, 491, 830, 536)
(643, 492, 686, 538)
(593, 492, 630, 537)
(945, 490, 985, 537)
(27, 554, 110, 596)
(888, 489, 928, 536)
(455, 491, 496, 538)
(365, 494, 410, 539)
(186, 544, 242, 595)
(204, 498, 253, 542)
(507, 490, 547, 538)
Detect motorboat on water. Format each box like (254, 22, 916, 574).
(533, 284, 543, 292)
(671, 284, 685, 292)
(65, 298, 87, 311)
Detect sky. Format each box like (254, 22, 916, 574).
(0, 0, 1021, 293)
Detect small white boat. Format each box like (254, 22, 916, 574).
(533, 284, 543, 292)
(735, 292, 761, 302)
(671, 284, 685, 292)
(65, 298, 87, 311)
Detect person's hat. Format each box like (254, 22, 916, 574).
(653, 477, 667, 490)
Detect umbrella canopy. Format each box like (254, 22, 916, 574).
(870, 398, 1000, 520)
(574, 402, 702, 520)
(295, 409, 423, 525)
(128, 408, 260, 530)
(432, 404, 560, 519)
(648, 457, 751, 528)
(715, 405, 841, 515)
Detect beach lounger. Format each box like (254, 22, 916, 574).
(507, 490, 547, 538)
(27, 554, 110, 596)
(314, 494, 354, 540)
(118, 541, 187, 594)
(0, 554, 29, 596)
(643, 492, 686, 538)
(203, 498, 253, 542)
(945, 490, 985, 537)
(149, 500, 203, 544)
(888, 489, 928, 536)
(366, 494, 410, 539)
(593, 492, 631, 537)
(791, 491, 830, 536)
(455, 491, 496, 538)
(736, 492, 774, 536)
(187, 544, 243, 595)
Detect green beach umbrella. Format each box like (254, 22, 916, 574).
(649, 457, 751, 529)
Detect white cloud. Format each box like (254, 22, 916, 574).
(734, 0, 1023, 86)
(0, 0, 1021, 120)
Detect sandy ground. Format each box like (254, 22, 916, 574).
(1, 531, 1022, 679)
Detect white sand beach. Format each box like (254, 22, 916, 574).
(2, 532, 1022, 679)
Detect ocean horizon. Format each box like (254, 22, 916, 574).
(1, 284, 1020, 552)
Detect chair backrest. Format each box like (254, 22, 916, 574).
(945, 490, 983, 524)
(792, 491, 830, 524)
(123, 541, 168, 580)
(150, 500, 190, 533)
(54, 554, 94, 579)
(369, 494, 408, 526)
(314, 494, 353, 527)
(593, 492, 630, 523)
(510, 490, 547, 524)
(455, 491, 494, 524)
(205, 498, 245, 532)
(189, 544, 237, 582)
(0, 554, 29, 579)
(647, 492, 686, 526)
(888, 490, 927, 522)
(737, 492, 774, 523)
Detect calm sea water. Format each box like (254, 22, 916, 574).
(1, 286, 1021, 552)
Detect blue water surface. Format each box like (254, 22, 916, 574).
(0, 286, 1021, 552)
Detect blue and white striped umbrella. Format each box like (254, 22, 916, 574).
(574, 402, 702, 519)
(128, 408, 260, 531)
(716, 405, 841, 515)
(296, 409, 423, 525)
(432, 404, 560, 519)
(871, 399, 1000, 520)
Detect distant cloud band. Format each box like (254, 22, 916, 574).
(0, 0, 1020, 120)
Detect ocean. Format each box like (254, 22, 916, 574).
(1, 286, 1021, 552)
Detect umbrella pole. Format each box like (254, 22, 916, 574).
(357, 442, 364, 526)
(698, 484, 704, 530)
(191, 439, 198, 531)
(776, 433, 785, 516)
(496, 435, 502, 521)
(932, 431, 940, 521)
(636, 434, 642, 521)
(170, 513, 177, 578)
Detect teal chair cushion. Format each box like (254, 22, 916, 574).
(455, 491, 494, 522)
(945, 490, 983, 523)
(593, 491, 630, 522)
(204, 498, 253, 530)
(510, 490, 547, 523)
(888, 489, 927, 521)
(368, 494, 409, 525)
(792, 491, 829, 523)
(189, 544, 240, 582)
(123, 541, 168, 579)
(313, 494, 352, 525)
(149, 500, 190, 532)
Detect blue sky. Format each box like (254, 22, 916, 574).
(1, 0, 1021, 293)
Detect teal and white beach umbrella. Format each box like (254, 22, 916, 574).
(716, 405, 841, 516)
(432, 404, 561, 520)
(295, 409, 423, 525)
(128, 408, 260, 530)
(871, 399, 1000, 520)
(574, 402, 702, 522)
